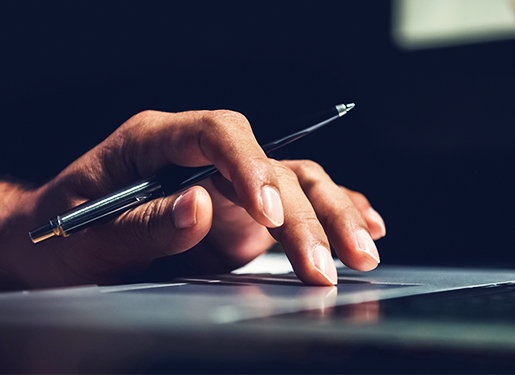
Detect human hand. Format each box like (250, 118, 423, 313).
(0, 109, 385, 289)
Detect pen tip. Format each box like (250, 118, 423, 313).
(336, 103, 356, 116)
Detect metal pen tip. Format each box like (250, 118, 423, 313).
(336, 103, 356, 117)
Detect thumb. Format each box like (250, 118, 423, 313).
(92, 186, 213, 261)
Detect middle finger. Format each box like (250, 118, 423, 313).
(268, 160, 338, 286)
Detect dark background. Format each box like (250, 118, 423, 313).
(1, 1, 514, 267)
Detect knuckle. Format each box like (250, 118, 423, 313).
(319, 202, 357, 230)
(287, 160, 327, 193)
(296, 159, 326, 177)
(119, 110, 164, 143)
(213, 109, 249, 123)
(139, 199, 168, 243)
(272, 160, 298, 180)
(127, 110, 160, 127)
(202, 110, 252, 134)
(277, 214, 322, 242)
(296, 213, 322, 228)
(343, 187, 371, 206)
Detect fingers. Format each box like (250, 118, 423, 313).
(268, 160, 338, 286)
(94, 110, 284, 229)
(279, 160, 384, 276)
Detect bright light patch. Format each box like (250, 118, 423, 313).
(392, 0, 515, 49)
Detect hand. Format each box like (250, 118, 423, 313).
(0, 110, 385, 289)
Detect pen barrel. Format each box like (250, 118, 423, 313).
(56, 179, 164, 237)
(155, 164, 218, 195)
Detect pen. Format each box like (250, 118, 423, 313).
(29, 103, 355, 243)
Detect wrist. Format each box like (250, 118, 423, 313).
(0, 181, 38, 237)
(0, 181, 45, 289)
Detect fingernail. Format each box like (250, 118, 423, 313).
(173, 189, 197, 229)
(356, 229, 380, 264)
(261, 185, 284, 227)
(368, 207, 386, 237)
(311, 245, 338, 285)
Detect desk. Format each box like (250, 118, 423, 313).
(2, 255, 515, 373)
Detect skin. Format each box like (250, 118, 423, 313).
(0, 109, 385, 290)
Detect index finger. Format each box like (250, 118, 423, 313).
(95, 109, 285, 228)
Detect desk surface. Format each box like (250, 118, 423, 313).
(2, 254, 515, 373)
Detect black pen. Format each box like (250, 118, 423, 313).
(29, 103, 355, 243)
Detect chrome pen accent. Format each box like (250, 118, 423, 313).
(29, 179, 163, 243)
(29, 103, 355, 243)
